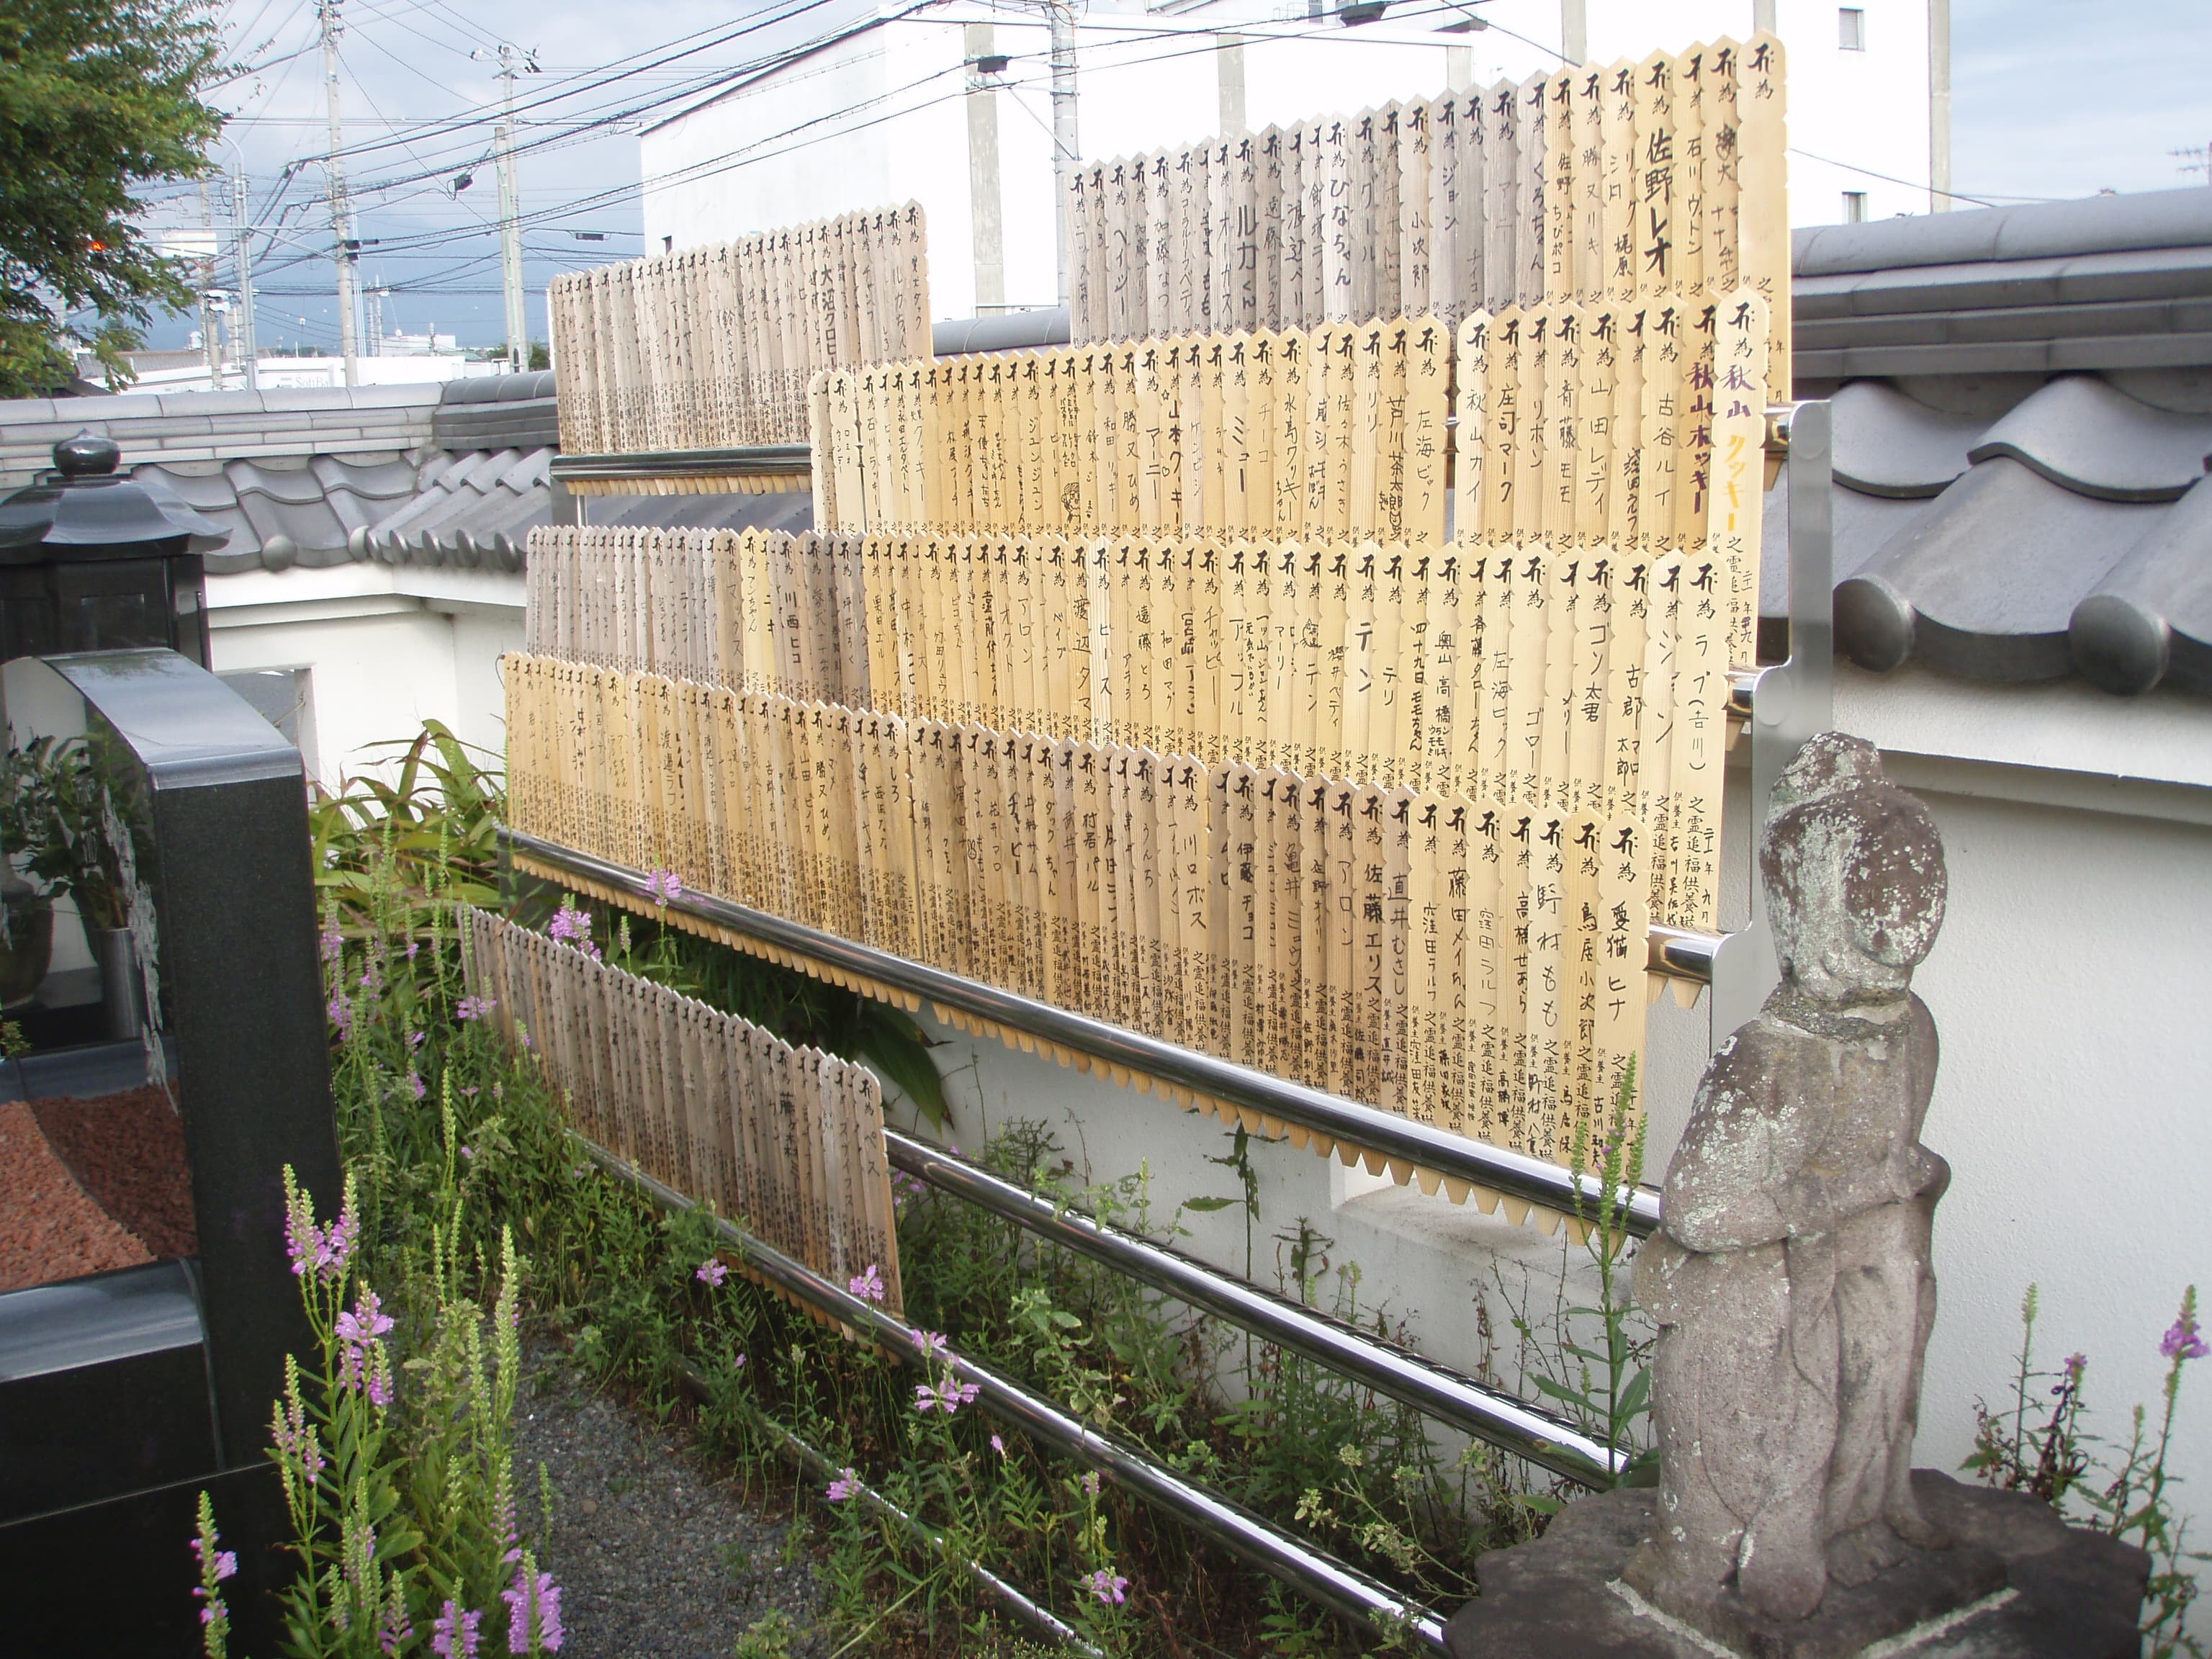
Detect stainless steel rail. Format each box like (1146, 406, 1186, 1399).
(547, 444, 811, 482)
(886, 1129, 1623, 1488)
(578, 1135, 1452, 1652)
(721, 1386, 1097, 1654)
(504, 827, 1663, 1236)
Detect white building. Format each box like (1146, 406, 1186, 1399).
(641, 0, 1943, 322)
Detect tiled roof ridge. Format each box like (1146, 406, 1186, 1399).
(1794, 186, 2212, 278)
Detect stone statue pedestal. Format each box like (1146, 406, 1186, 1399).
(1442, 1473, 2147, 1659)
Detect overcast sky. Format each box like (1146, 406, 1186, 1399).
(138, 0, 2211, 351)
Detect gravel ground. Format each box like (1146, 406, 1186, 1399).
(0, 1097, 150, 1290)
(514, 1341, 834, 1658)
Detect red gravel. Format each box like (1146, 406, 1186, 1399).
(31, 1084, 198, 1262)
(0, 1099, 152, 1292)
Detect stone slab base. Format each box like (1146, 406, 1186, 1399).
(1443, 1473, 2146, 1659)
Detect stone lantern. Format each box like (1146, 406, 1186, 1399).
(0, 432, 227, 667)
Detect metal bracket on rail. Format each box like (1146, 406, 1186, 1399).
(1707, 400, 1835, 1044)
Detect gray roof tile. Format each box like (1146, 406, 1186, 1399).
(1795, 186, 2212, 278)
(1830, 381, 1981, 497)
(2069, 479, 2212, 696)
(1966, 376, 2212, 501)
(1833, 459, 2141, 682)
(226, 457, 326, 506)
(1771, 187, 2212, 698)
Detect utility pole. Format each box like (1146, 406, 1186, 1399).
(197, 179, 222, 387)
(1047, 0, 1079, 309)
(230, 168, 259, 389)
(493, 44, 533, 372)
(318, 0, 360, 385)
(1928, 0, 1951, 211)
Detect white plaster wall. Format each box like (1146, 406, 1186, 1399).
(1897, 785, 2212, 1539)
(210, 606, 465, 789)
(205, 572, 523, 791)
(889, 1007, 1599, 1406)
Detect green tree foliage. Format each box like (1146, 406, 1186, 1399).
(0, 0, 225, 395)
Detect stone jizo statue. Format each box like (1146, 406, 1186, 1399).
(1627, 733, 1951, 1635)
(1445, 733, 2149, 1658)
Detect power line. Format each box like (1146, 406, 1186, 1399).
(206, 0, 1593, 343)
(359, 0, 1497, 260)
(248, 0, 853, 177)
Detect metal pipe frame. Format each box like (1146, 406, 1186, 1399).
(716, 1381, 1097, 1654)
(577, 1136, 1452, 1652)
(886, 1129, 1622, 1489)
(547, 445, 812, 483)
(504, 827, 1661, 1236)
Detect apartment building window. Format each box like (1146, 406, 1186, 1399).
(1838, 7, 1866, 49)
(1843, 191, 1868, 223)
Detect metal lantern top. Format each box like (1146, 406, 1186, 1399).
(0, 432, 228, 562)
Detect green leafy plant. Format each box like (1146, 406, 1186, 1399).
(0, 0, 227, 393)
(1966, 1284, 2206, 1658)
(1961, 1285, 2090, 1505)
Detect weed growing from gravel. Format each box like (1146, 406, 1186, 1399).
(731, 1608, 797, 1658)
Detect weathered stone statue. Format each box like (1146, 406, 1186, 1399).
(1442, 734, 2149, 1659)
(1624, 733, 1951, 1639)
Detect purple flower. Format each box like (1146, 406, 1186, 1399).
(432, 1601, 482, 1659)
(335, 1289, 395, 1346)
(406, 940, 421, 961)
(912, 1328, 948, 1359)
(408, 1071, 427, 1102)
(457, 994, 496, 1021)
(410, 1030, 426, 1049)
(696, 1258, 728, 1287)
(273, 1389, 324, 1478)
(190, 1501, 237, 1644)
(2162, 1313, 2208, 1362)
(460, 1146, 475, 1159)
(285, 1196, 359, 1282)
(336, 1290, 395, 1398)
(328, 995, 354, 1039)
(380, 1593, 415, 1655)
(502, 1565, 564, 1653)
(1082, 1470, 1101, 1498)
(991, 1434, 1006, 1455)
(825, 1467, 862, 1503)
(1083, 1568, 1129, 1606)
(915, 1377, 980, 1415)
(848, 1264, 885, 1304)
(646, 868, 682, 906)
(189, 1537, 238, 1581)
(547, 906, 592, 948)
(321, 925, 344, 963)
